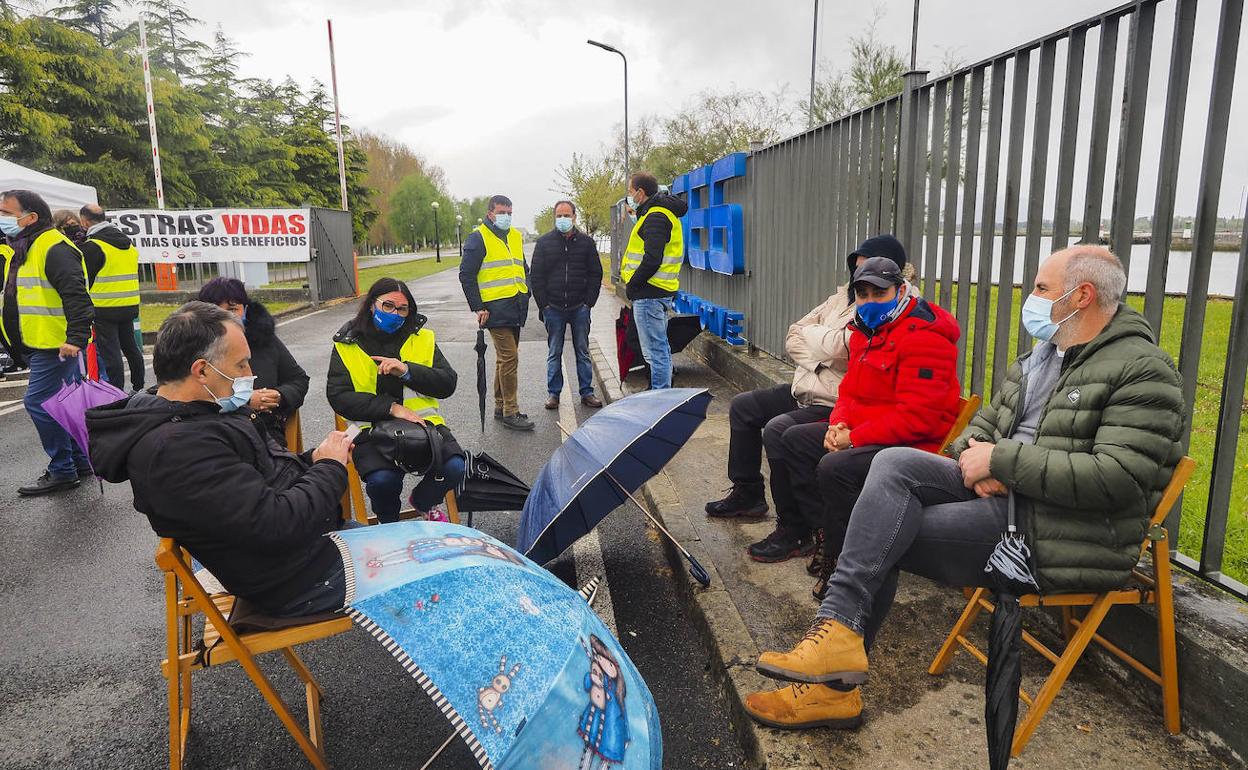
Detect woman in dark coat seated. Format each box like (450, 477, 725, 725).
(196, 277, 309, 448)
(326, 277, 465, 523)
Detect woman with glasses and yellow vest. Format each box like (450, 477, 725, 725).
(0, 190, 97, 496)
(327, 278, 465, 523)
(622, 172, 688, 390)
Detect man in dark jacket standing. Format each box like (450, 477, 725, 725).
(621, 172, 689, 389)
(87, 302, 354, 618)
(530, 200, 604, 410)
(743, 246, 1187, 732)
(0, 190, 95, 496)
(79, 203, 145, 392)
(458, 194, 533, 430)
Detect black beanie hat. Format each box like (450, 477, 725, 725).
(847, 234, 908, 275)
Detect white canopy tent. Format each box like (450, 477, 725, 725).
(0, 158, 99, 212)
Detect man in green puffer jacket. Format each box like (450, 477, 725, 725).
(740, 245, 1187, 732)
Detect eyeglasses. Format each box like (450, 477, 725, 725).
(377, 299, 410, 316)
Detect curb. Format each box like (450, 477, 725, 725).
(588, 337, 816, 770)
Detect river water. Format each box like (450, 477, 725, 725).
(922, 236, 1242, 297)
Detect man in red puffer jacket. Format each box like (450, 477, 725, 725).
(747, 257, 962, 581)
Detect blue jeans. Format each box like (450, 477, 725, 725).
(544, 304, 594, 398)
(817, 448, 1007, 649)
(24, 350, 89, 478)
(632, 297, 673, 389)
(364, 455, 467, 524)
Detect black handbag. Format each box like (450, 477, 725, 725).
(367, 418, 445, 477)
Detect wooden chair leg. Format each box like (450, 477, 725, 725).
(1011, 594, 1114, 756)
(444, 491, 460, 525)
(1060, 606, 1076, 644)
(1153, 541, 1182, 734)
(929, 587, 989, 675)
(234, 650, 329, 770)
(165, 573, 184, 770)
(281, 648, 326, 750)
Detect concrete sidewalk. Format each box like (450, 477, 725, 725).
(585, 290, 1230, 770)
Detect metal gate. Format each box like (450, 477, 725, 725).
(307, 207, 356, 303)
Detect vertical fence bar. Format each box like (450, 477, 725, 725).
(829, 123, 844, 270)
(1082, 15, 1120, 244)
(880, 99, 899, 235)
(1109, 1, 1156, 275)
(850, 114, 864, 246)
(1018, 39, 1057, 354)
(940, 74, 965, 309)
(924, 81, 948, 296)
(1204, 207, 1248, 579)
(1179, 0, 1243, 562)
(863, 108, 879, 240)
(895, 70, 929, 259)
(912, 85, 931, 268)
(1144, 0, 1198, 332)
(956, 66, 985, 382)
(972, 59, 1007, 396)
(1051, 27, 1087, 251)
(992, 53, 1031, 396)
(839, 120, 853, 279)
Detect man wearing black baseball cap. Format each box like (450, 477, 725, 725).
(747, 253, 963, 597)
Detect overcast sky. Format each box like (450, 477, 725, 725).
(175, 0, 1244, 229)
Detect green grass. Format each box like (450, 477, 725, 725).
(356, 256, 460, 289)
(140, 301, 301, 332)
(929, 280, 1248, 585)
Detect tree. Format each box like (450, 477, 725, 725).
(47, 0, 124, 47)
(388, 172, 452, 248)
(554, 153, 622, 238)
(131, 0, 210, 79)
(800, 14, 909, 124)
(358, 129, 446, 248)
(533, 204, 555, 235)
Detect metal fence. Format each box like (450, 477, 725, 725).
(614, 0, 1247, 598)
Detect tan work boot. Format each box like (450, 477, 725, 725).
(744, 683, 863, 730)
(756, 618, 868, 684)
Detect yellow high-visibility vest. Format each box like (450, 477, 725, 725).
(88, 237, 141, 308)
(475, 224, 528, 302)
(0, 228, 86, 350)
(621, 205, 683, 291)
(333, 328, 445, 428)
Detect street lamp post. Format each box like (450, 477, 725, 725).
(456, 214, 463, 257)
(431, 200, 441, 263)
(587, 39, 628, 179)
(409, 222, 416, 253)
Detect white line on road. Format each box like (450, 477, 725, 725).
(0, 401, 25, 417)
(276, 305, 337, 328)
(560, 361, 619, 637)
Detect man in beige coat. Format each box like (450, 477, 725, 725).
(707, 237, 912, 568)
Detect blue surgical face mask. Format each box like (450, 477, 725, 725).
(492, 213, 512, 231)
(372, 306, 405, 334)
(555, 216, 574, 233)
(203, 361, 256, 413)
(856, 295, 900, 329)
(0, 215, 24, 237)
(1021, 286, 1078, 342)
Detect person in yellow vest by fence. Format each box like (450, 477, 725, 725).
(0, 190, 96, 496)
(458, 194, 534, 431)
(622, 172, 689, 390)
(79, 204, 145, 393)
(327, 277, 465, 523)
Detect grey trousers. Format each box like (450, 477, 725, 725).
(816, 447, 1008, 649)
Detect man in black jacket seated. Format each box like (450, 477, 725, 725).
(530, 200, 604, 410)
(88, 302, 354, 618)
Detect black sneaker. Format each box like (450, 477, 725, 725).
(805, 529, 826, 575)
(747, 526, 816, 563)
(705, 485, 769, 518)
(501, 413, 535, 431)
(18, 471, 81, 497)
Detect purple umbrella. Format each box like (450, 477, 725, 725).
(42, 359, 127, 474)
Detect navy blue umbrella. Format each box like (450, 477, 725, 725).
(517, 388, 713, 586)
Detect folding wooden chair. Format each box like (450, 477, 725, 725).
(334, 414, 459, 525)
(927, 456, 1196, 756)
(155, 538, 353, 770)
(284, 409, 304, 453)
(939, 394, 982, 454)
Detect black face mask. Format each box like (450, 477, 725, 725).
(62, 224, 86, 244)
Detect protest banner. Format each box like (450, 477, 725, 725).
(107, 208, 312, 263)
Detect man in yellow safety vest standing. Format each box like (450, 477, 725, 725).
(0, 190, 95, 496)
(621, 172, 688, 389)
(79, 204, 144, 393)
(458, 194, 534, 431)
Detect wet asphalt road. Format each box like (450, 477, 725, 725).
(0, 268, 746, 770)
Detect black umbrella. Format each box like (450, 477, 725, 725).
(983, 494, 1040, 769)
(474, 328, 488, 432)
(456, 451, 530, 520)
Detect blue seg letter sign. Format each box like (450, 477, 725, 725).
(672, 152, 747, 275)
